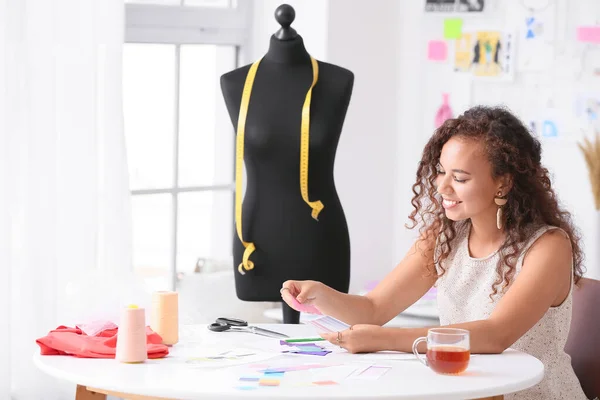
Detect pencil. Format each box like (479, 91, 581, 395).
(283, 337, 325, 343)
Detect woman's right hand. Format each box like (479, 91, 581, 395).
(280, 280, 325, 314)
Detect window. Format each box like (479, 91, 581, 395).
(124, 2, 249, 291)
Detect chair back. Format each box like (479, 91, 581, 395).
(565, 277, 600, 399)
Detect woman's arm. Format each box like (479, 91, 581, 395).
(323, 229, 573, 354)
(282, 233, 437, 326)
(364, 234, 438, 326)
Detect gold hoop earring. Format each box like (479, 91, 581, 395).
(494, 190, 507, 230)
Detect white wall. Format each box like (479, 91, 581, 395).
(394, 0, 431, 267)
(394, 0, 600, 280)
(249, 0, 328, 62)
(248, 0, 600, 293)
(326, 0, 400, 292)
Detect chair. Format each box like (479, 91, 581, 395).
(565, 277, 600, 400)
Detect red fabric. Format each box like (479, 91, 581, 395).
(36, 325, 169, 359)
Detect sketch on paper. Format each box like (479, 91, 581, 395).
(454, 30, 515, 80)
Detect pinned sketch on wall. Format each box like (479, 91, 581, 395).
(575, 93, 600, 131)
(517, 4, 556, 72)
(456, 0, 485, 12)
(590, 51, 600, 79)
(425, 0, 456, 12)
(529, 112, 564, 140)
(435, 93, 454, 128)
(576, 45, 600, 81)
(454, 30, 515, 80)
(425, 0, 485, 12)
(541, 119, 558, 138)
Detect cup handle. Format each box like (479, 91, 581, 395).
(412, 336, 428, 366)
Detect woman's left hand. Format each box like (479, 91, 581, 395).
(320, 324, 388, 354)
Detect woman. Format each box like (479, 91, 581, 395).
(280, 106, 587, 399)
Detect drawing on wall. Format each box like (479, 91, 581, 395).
(456, 0, 484, 12)
(425, 0, 484, 12)
(425, 0, 456, 12)
(529, 109, 566, 140)
(434, 93, 454, 128)
(541, 119, 558, 138)
(517, 4, 556, 72)
(454, 30, 515, 80)
(576, 93, 600, 130)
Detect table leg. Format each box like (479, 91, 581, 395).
(75, 385, 106, 400)
(76, 385, 176, 400)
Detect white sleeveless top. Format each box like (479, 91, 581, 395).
(436, 222, 587, 399)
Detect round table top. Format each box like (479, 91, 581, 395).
(263, 308, 439, 328)
(34, 323, 544, 400)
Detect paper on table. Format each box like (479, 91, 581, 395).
(312, 339, 349, 354)
(279, 340, 331, 356)
(310, 364, 361, 382)
(305, 315, 350, 333)
(347, 365, 392, 380)
(260, 364, 330, 373)
(148, 347, 280, 368)
(359, 351, 416, 361)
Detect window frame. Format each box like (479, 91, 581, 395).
(125, 1, 250, 290)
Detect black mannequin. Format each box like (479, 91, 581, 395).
(220, 4, 353, 324)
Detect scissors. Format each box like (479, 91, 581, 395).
(208, 317, 289, 339)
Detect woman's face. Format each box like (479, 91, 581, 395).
(435, 137, 502, 221)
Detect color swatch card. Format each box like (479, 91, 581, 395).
(288, 295, 322, 315)
(279, 340, 331, 356)
(305, 315, 350, 333)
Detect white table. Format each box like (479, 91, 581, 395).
(263, 308, 440, 328)
(34, 324, 544, 400)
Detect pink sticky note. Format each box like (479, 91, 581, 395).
(577, 26, 600, 43)
(289, 295, 322, 315)
(428, 40, 448, 61)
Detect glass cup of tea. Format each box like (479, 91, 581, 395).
(412, 328, 470, 375)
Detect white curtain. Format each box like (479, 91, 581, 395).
(0, 0, 130, 398)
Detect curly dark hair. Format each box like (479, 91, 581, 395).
(407, 105, 584, 298)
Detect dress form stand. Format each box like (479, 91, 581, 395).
(282, 302, 300, 324)
(220, 4, 354, 324)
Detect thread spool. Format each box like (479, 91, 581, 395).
(150, 291, 179, 345)
(115, 305, 148, 363)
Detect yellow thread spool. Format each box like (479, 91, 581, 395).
(150, 291, 178, 345)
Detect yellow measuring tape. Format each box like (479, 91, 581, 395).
(235, 56, 323, 275)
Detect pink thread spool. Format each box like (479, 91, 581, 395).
(115, 305, 147, 363)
